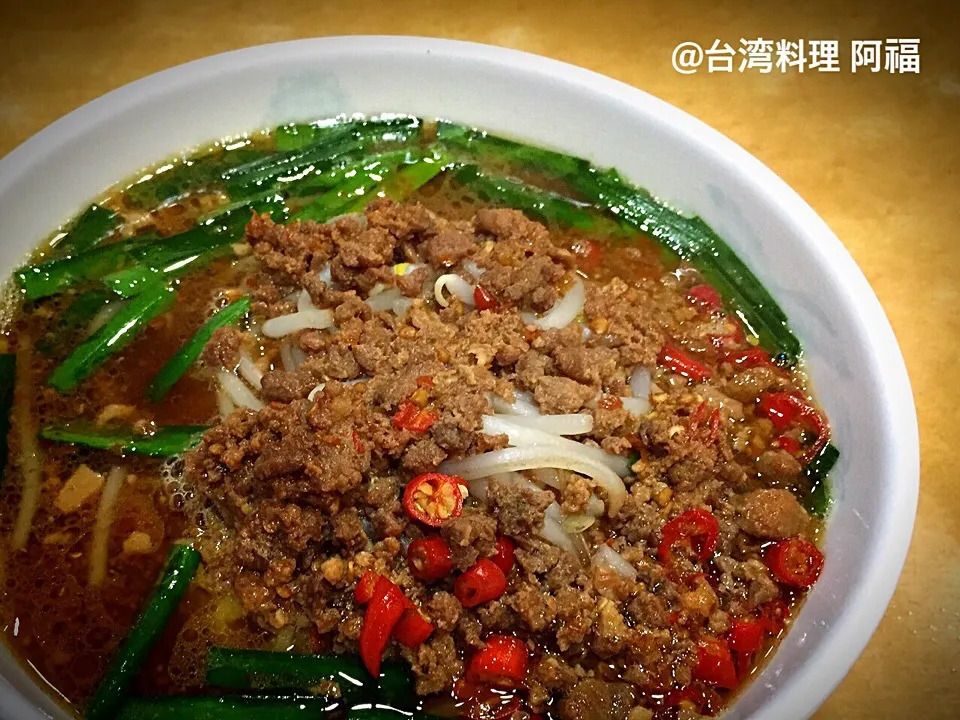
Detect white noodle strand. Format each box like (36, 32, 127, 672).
(261, 309, 334, 337)
(297, 289, 315, 312)
(11, 340, 42, 551)
(482, 415, 630, 476)
(630, 367, 652, 399)
(521, 278, 585, 329)
(89, 467, 127, 586)
(592, 545, 638, 580)
(367, 287, 402, 313)
(218, 371, 264, 411)
(463, 260, 483, 278)
(619, 396, 650, 415)
(434, 274, 476, 307)
(493, 413, 593, 435)
(488, 390, 540, 417)
(441, 445, 626, 516)
(622, 367, 652, 415)
(217, 386, 236, 418)
(237, 354, 264, 390)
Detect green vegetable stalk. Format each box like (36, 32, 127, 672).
(147, 297, 251, 402)
(39, 423, 208, 457)
(86, 544, 201, 720)
(47, 282, 177, 392)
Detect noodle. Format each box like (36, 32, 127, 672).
(491, 412, 593, 436)
(434, 274, 476, 307)
(520, 278, 584, 329)
(481, 415, 630, 476)
(89, 467, 127, 586)
(261, 309, 334, 337)
(441, 445, 626, 516)
(11, 338, 42, 552)
(217, 371, 264, 411)
(237, 353, 264, 390)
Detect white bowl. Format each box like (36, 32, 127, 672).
(0, 37, 918, 720)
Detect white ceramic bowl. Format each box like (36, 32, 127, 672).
(0, 37, 918, 720)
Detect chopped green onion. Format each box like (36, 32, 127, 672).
(437, 120, 587, 179)
(39, 423, 207, 456)
(804, 442, 838, 517)
(47, 282, 176, 392)
(453, 165, 625, 236)
(206, 648, 413, 709)
(86, 544, 201, 720)
(147, 297, 251, 402)
(123, 144, 269, 210)
(36, 290, 115, 356)
(224, 118, 420, 200)
(291, 150, 413, 223)
(17, 196, 281, 301)
(380, 149, 451, 201)
(438, 123, 801, 364)
(50, 204, 122, 258)
(118, 694, 347, 720)
(102, 246, 232, 298)
(274, 123, 326, 151)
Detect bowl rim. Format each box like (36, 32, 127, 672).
(0, 35, 919, 720)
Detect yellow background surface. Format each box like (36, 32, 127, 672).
(1, 1, 958, 717)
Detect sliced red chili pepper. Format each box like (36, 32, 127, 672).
(707, 408, 721, 442)
(466, 635, 529, 687)
(687, 403, 721, 443)
(473, 285, 500, 311)
(416, 375, 435, 389)
(657, 343, 713, 383)
(724, 348, 777, 370)
(755, 393, 802, 431)
(455, 559, 508, 608)
(773, 435, 802, 454)
(728, 618, 766, 654)
(759, 598, 790, 634)
(403, 473, 465, 527)
(766, 536, 824, 588)
(392, 607, 435, 648)
(392, 401, 439, 432)
(686, 284, 723, 314)
(693, 636, 739, 689)
(407, 536, 454, 581)
(490, 537, 515, 575)
(756, 392, 829, 463)
(354, 570, 379, 605)
(688, 401, 708, 432)
(658, 508, 720, 577)
(359, 576, 408, 677)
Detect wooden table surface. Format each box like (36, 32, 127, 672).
(1, 0, 958, 717)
